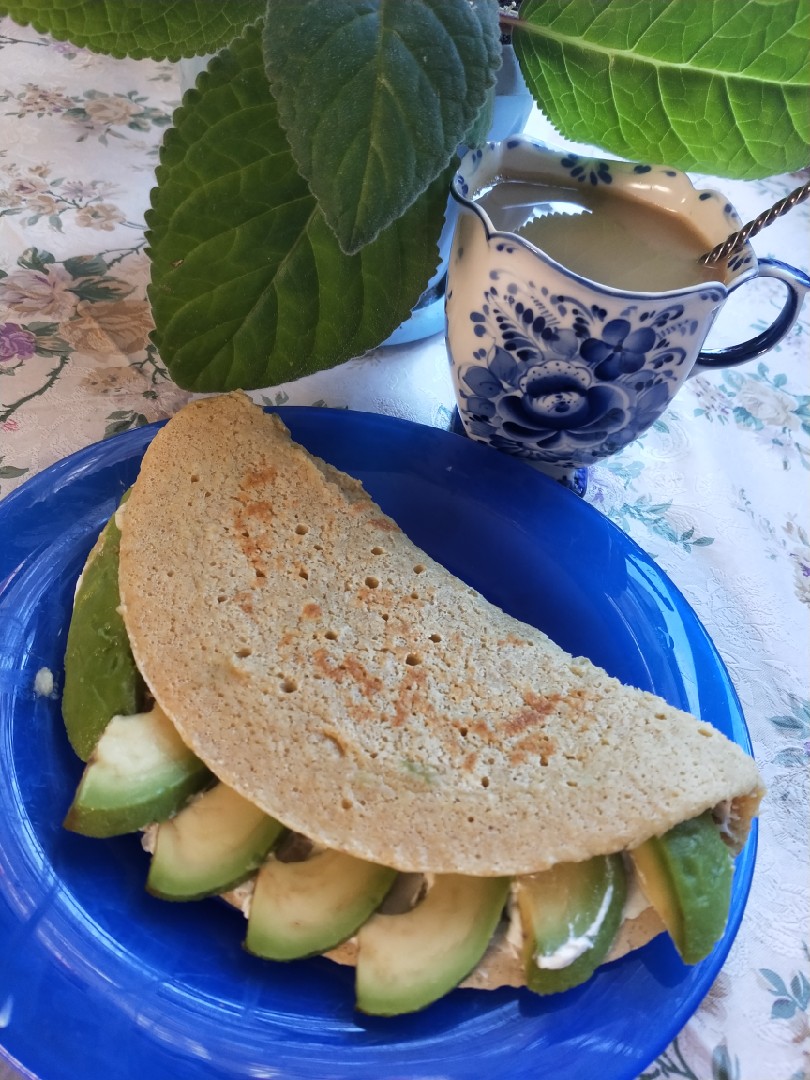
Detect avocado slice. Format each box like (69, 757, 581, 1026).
(355, 874, 510, 1016)
(146, 782, 285, 901)
(629, 811, 733, 964)
(64, 703, 210, 837)
(62, 495, 145, 761)
(515, 853, 626, 995)
(245, 849, 397, 960)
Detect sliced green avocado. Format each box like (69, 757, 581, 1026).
(62, 494, 144, 761)
(64, 703, 211, 837)
(516, 853, 626, 995)
(245, 849, 397, 961)
(629, 811, 733, 965)
(146, 782, 285, 901)
(355, 874, 510, 1016)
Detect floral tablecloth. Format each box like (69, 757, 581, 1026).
(1, 16, 808, 1080)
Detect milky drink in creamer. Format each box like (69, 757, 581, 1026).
(472, 175, 727, 292)
(446, 137, 809, 480)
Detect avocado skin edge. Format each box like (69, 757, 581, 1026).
(63, 758, 212, 838)
(354, 875, 511, 1017)
(633, 811, 734, 966)
(62, 494, 144, 761)
(245, 853, 397, 962)
(523, 853, 627, 996)
(146, 787, 287, 903)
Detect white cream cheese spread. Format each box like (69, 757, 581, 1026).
(535, 880, 615, 970)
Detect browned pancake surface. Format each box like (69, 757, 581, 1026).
(119, 393, 763, 874)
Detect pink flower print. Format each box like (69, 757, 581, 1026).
(83, 96, 141, 127)
(60, 180, 103, 201)
(3, 177, 49, 208)
(51, 41, 81, 56)
(9, 177, 49, 196)
(74, 203, 126, 231)
(17, 84, 74, 116)
(0, 322, 37, 362)
(2, 418, 20, 432)
(0, 266, 78, 321)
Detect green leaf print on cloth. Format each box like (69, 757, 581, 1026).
(692, 364, 810, 471)
(769, 695, 810, 769)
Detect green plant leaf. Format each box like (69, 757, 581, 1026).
(146, 25, 452, 392)
(464, 85, 497, 150)
(0, 0, 264, 60)
(513, 0, 810, 179)
(262, 0, 501, 254)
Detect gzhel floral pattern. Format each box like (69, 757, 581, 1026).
(447, 139, 810, 480)
(455, 268, 721, 469)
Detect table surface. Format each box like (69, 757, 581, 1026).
(1, 16, 808, 1080)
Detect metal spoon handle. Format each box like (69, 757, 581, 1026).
(700, 179, 810, 265)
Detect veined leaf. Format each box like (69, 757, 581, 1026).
(464, 85, 497, 151)
(0, 0, 264, 60)
(146, 25, 450, 392)
(262, 0, 501, 254)
(513, 0, 810, 179)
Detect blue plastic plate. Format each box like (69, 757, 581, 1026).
(0, 408, 756, 1080)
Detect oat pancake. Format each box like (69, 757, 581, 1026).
(118, 392, 763, 875)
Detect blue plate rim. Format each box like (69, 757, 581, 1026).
(0, 407, 758, 1080)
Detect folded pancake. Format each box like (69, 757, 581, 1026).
(117, 391, 762, 886)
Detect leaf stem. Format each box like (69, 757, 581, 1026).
(0, 354, 69, 425)
(498, 3, 524, 33)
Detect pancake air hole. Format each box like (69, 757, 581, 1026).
(190, 474, 200, 483)
(458, 726, 468, 737)
(325, 629, 338, 641)
(429, 633, 442, 643)
(298, 567, 309, 580)
(481, 776, 490, 788)
(341, 798, 353, 811)
(235, 647, 252, 659)
(371, 546, 384, 555)
(405, 653, 422, 666)
(365, 576, 379, 589)
(413, 564, 426, 574)
(280, 677, 298, 693)
(295, 523, 309, 535)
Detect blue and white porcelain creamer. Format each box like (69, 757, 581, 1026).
(445, 137, 809, 481)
